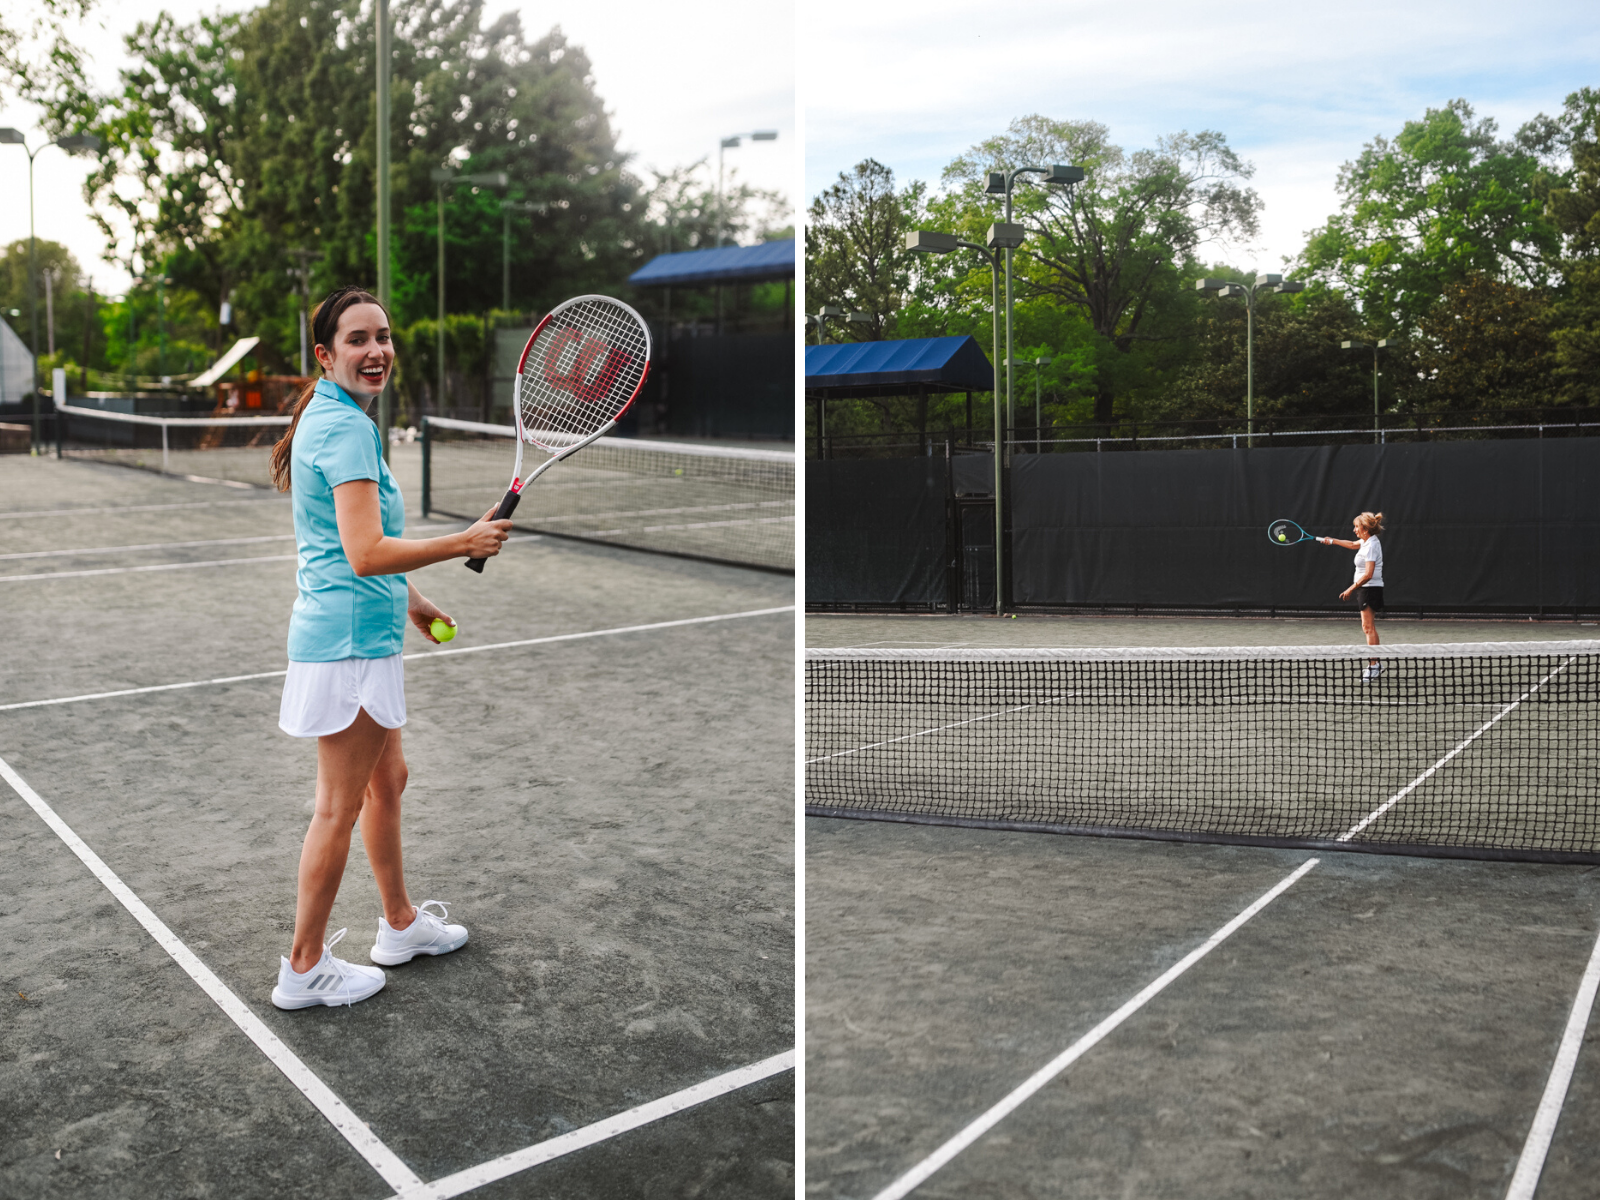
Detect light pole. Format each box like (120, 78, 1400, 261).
(0, 128, 101, 450)
(1006, 355, 1052, 451)
(429, 168, 508, 414)
(806, 305, 869, 346)
(500, 200, 545, 313)
(375, 0, 391, 460)
(715, 130, 778, 248)
(908, 228, 1008, 615)
(985, 164, 1083, 449)
(1196, 273, 1304, 446)
(287, 248, 324, 376)
(1342, 338, 1397, 444)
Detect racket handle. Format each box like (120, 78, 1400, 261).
(464, 488, 522, 573)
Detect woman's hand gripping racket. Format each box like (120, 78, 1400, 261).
(466, 295, 652, 572)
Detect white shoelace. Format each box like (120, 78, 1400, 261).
(316, 927, 362, 1006)
(411, 900, 452, 934)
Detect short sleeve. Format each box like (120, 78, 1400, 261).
(313, 411, 383, 488)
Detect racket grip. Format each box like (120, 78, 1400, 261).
(464, 488, 522, 573)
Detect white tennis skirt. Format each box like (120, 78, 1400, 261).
(278, 653, 407, 738)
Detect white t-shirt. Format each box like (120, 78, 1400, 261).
(1353, 536, 1383, 587)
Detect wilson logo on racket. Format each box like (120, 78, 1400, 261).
(541, 326, 635, 404)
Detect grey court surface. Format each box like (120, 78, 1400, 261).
(804, 614, 1600, 1199)
(1, 451, 795, 1199)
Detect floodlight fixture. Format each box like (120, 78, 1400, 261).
(721, 136, 741, 149)
(820, 304, 844, 316)
(1195, 272, 1307, 446)
(430, 168, 454, 183)
(1256, 273, 1283, 287)
(56, 134, 101, 153)
(906, 230, 960, 253)
(751, 131, 778, 141)
(1273, 280, 1305, 294)
(847, 311, 871, 324)
(1344, 337, 1399, 442)
(1043, 164, 1085, 186)
(0, 128, 24, 144)
(1218, 284, 1246, 298)
(985, 172, 1007, 195)
(987, 223, 1025, 251)
(1196, 278, 1227, 295)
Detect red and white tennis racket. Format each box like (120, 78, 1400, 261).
(465, 294, 652, 572)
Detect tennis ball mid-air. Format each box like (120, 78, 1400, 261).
(1278, 531, 1287, 542)
(430, 618, 457, 643)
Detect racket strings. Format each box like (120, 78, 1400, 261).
(516, 298, 650, 450)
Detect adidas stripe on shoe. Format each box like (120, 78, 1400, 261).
(271, 928, 386, 1009)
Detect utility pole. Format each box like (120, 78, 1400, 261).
(288, 248, 323, 376)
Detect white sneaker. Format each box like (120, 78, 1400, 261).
(1362, 662, 1385, 684)
(271, 928, 386, 1009)
(370, 900, 469, 966)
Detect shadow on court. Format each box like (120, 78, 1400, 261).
(0, 453, 795, 1199)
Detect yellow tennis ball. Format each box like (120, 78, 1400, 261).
(430, 618, 457, 643)
(1278, 531, 1287, 541)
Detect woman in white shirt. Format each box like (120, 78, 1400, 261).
(1318, 512, 1385, 681)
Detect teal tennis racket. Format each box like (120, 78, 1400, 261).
(1268, 519, 1317, 546)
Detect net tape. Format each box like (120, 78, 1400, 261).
(805, 642, 1600, 862)
(515, 297, 651, 447)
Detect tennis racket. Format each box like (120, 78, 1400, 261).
(465, 295, 652, 573)
(1267, 518, 1317, 546)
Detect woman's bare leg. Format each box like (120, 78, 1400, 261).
(358, 728, 415, 931)
(289, 708, 391, 972)
(1361, 605, 1379, 662)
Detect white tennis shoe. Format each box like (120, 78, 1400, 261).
(271, 928, 386, 1009)
(1362, 662, 1385, 684)
(370, 900, 469, 965)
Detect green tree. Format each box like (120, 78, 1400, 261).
(941, 116, 1262, 423)
(805, 158, 922, 341)
(1298, 100, 1560, 334)
(1544, 92, 1600, 404)
(1409, 273, 1556, 410)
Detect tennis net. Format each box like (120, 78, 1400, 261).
(805, 642, 1600, 863)
(58, 403, 290, 489)
(423, 415, 794, 571)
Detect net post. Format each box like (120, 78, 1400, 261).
(161, 422, 169, 473)
(421, 416, 431, 517)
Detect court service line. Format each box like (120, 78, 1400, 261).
(0, 524, 465, 562)
(391, 1050, 796, 1199)
(1504, 925, 1600, 1200)
(869, 859, 1321, 1200)
(0, 754, 424, 1194)
(1338, 657, 1575, 841)
(804, 696, 1075, 764)
(0, 606, 796, 712)
(0, 496, 290, 521)
(0, 533, 534, 583)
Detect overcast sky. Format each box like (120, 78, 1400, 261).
(802, 0, 1599, 272)
(0, 0, 796, 297)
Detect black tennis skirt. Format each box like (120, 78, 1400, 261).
(1359, 586, 1384, 612)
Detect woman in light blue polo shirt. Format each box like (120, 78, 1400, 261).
(266, 286, 512, 1009)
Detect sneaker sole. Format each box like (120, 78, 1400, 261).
(370, 931, 468, 966)
(271, 974, 386, 1010)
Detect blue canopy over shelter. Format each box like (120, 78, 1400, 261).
(804, 336, 994, 397)
(629, 240, 795, 288)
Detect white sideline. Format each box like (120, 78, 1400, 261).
(868, 859, 1320, 1200)
(0, 753, 425, 1193)
(1, 754, 794, 1196)
(0, 553, 298, 583)
(0, 607, 796, 712)
(1504, 926, 1600, 1200)
(391, 1050, 797, 1199)
(1338, 656, 1575, 841)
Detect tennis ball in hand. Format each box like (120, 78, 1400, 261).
(430, 618, 457, 643)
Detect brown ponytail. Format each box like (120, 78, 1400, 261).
(269, 286, 391, 491)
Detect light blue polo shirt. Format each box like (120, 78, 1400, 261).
(286, 379, 407, 661)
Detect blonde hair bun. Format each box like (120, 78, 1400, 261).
(1356, 511, 1385, 535)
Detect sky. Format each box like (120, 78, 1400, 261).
(0, 0, 796, 297)
(802, 0, 1600, 273)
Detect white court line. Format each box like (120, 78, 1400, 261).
(391, 1050, 796, 1199)
(0, 532, 535, 583)
(869, 859, 1320, 1200)
(0, 497, 291, 520)
(0, 753, 425, 1193)
(0, 553, 298, 582)
(804, 696, 1073, 765)
(0, 523, 466, 563)
(1505, 925, 1600, 1200)
(0, 606, 795, 712)
(1338, 657, 1575, 841)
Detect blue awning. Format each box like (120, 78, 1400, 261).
(629, 240, 795, 287)
(804, 336, 995, 396)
